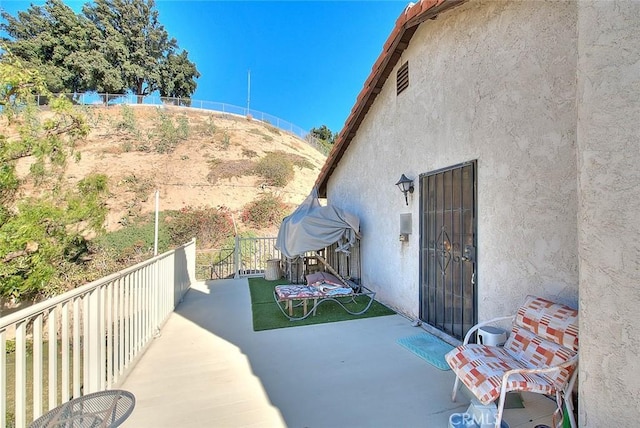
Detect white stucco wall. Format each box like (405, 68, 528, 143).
(576, 1, 640, 425)
(326, 0, 579, 321)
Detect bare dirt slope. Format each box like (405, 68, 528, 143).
(18, 105, 327, 232)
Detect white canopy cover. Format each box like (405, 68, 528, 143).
(275, 189, 360, 259)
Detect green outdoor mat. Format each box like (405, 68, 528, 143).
(249, 278, 396, 331)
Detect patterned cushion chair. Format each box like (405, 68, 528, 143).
(445, 295, 579, 428)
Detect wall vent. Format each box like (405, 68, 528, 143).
(397, 61, 409, 95)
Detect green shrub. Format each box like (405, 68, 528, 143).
(288, 154, 314, 170)
(241, 194, 287, 228)
(242, 148, 258, 159)
(195, 115, 217, 136)
(205, 115, 217, 135)
(117, 105, 137, 133)
(95, 218, 170, 260)
(165, 206, 234, 249)
(0, 158, 20, 203)
(0, 174, 109, 299)
(207, 159, 256, 184)
(177, 115, 190, 139)
(78, 173, 108, 195)
(265, 124, 281, 136)
(93, 207, 236, 273)
(220, 131, 230, 149)
(248, 128, 274, 142)
(254, 153, 294, 187)
(265, 150, 314, 170)
(153, 108, 189, 153)
(248, 128, 267, 137)
(319, 139, 333, 155)
(70, 173, 109, 230)
(234, 231, 261, 267)
(121, 174, 153, 204)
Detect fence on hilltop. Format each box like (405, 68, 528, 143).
(36, 93, 330, 156)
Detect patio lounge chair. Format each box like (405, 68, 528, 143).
(445, 295, 579, 428)
(273, 270, 376, 321)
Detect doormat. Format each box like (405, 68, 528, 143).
(397, 333, 454, 371)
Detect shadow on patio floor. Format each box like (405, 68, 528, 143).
(119, 279, 556, 428)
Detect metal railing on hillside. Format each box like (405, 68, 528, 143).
(0, 239, 196, 428)
(196, 247, 235, 280)
(37, 93, 330, 155)
(195, 236, 355, 284)
(196, 237, 280, 281)
(235, 236, 281, 277)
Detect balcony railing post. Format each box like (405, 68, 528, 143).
(47, 309, 57, 410)
(0, 330, 5, 428)
(15, 321, 26, 428)
(85, 289, 101, 393)
(153, 257, 160, 335)
(234, 235, 241, 279)
(187, 238, 196, 288)
(33, 315, 43, 420)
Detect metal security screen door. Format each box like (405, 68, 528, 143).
(419, 161, 477, 340)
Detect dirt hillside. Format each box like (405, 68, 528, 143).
(17, 105, 327, 233)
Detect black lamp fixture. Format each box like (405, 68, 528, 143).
(395, 174, 414, 206)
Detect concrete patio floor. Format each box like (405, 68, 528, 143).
(119, 279, 557, 428)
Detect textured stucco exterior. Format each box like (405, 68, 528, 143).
(323, 0, 640, 423)
(326, 0, 579, 322)
(576, 1, 640, 426)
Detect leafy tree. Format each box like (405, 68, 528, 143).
(310, 124, 335, 145)
(82, 0, 199, 99)
(0, 0, 100, 93)
(0, 0, 200, 99)
(157, 50, 198, 101)
(0, 49, 108, 300)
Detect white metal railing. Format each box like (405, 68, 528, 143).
(234, 236, 280, 277)
(0, 239, 196, 428)
(35, 93, 330, 155)
(196, 236, 317, 281)
(194, 237, 280, 281)
(196, 247, 235, 280)
(228, 237, 353, 284)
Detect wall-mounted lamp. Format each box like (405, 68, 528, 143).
(395, 174, 414, 206)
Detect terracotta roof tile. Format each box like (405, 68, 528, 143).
(394, 11, 407, 29)
(315, 0, 466, 197)
(385, 27, 401, 52)
(406, 2, 423, 21)
(371, 55, 385, 75)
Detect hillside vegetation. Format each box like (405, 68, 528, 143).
(40, 105, 327, 231)
(1, 3, 328, 302)
(5, 104, 326, 300)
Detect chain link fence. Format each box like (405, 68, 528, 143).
(39, 92, 330, 156)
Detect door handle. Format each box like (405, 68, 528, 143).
(461, 245, 476, 263)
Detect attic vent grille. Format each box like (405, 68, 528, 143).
(397, 61, 409, 95)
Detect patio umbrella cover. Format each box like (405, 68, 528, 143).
(275, 189, 360, 259)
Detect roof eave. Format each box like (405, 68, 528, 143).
(315, 0, 467, 198)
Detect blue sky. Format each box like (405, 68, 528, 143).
(0, 0, 408, 134)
